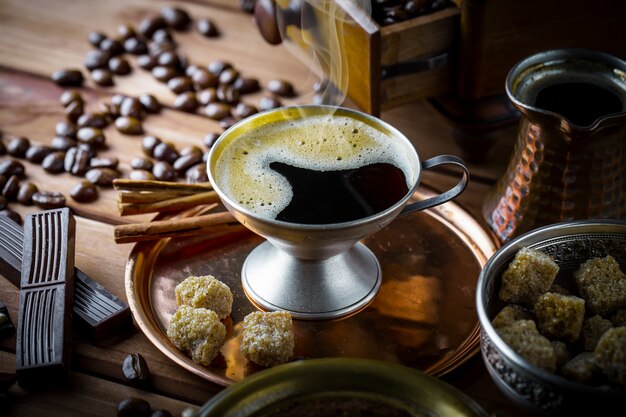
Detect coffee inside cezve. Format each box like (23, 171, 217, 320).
(270, 161, 408, 224)
(534, 82, 623, 126)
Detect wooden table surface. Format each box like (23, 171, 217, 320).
(0, 0, 535, 415)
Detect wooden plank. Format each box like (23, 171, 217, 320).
(380, 64, 452, 110)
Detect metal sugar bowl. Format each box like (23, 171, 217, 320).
(483, 49, 626, 242)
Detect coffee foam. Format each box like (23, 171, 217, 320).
(214, 115, 415, 219)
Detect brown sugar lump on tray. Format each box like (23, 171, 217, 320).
(534, 292, 585, 342)
(496, 319, 556, 372)
(594, 326, 626, 386)
(499, 247, 559, 307)
(574, 255, 626, 316)
(560, 352, 601, 384)
(167, 306, 226, 366)
(581, 315, 613, 351)
(491, 304, 534, 329)
(241, 311, 294, 367)
(175, 275, 233, 319)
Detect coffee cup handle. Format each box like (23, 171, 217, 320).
(399, 155, 469, 216)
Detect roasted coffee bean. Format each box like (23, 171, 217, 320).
(85, 167, 119, 187)
(150, 410, 173, 417)
(25, 145, 52, 164)
(109, 56, 132, 75)
(137, 94, 161, 114)
(70, 180, 98, 203)
(180, 407, 198, 417)
(117, 397, 151, 417)
(55, 121, 78, 138)
(259, 95, 282, 111)
(88, 31, 107, 47)
(130, 157, 153, 171)
(137, 54, 157, 70)
(197, 18, 219, 37)
(267, 79, 295, 97)
(17, 182, 38, 205)
(140, 136, 161, 158)
(121, 353, 151, 386)
(207, 60, 232, 76)
(32, 191, 66, 209)
(0, 159, 24, 177)
(233, 102, 258, 119)
(186, 163, 208, 183)
(129, 169, 155, 181)
(76, 127, 106, 148)
(64, 146, 91, 176)
(60, 90, 84, 107)
(167, 76, 193, 94)
(78, 143, 97, 158)
(148, 40, 176, 57)
(151, 66, 178, 83)
(191, 69, 217, 90)
(151, 28, 172, 44)
(124, 37, 148, 55)
(65, 100, 85, 123)
(152, 142, 179, 163)
(216, 84, 240, 105)
(173, 91, 198, 113)
(152, 160, 175, 181)
(6, 136, 30, 158)
(0, 176, 6, 192)
(173, 152, 202, 176)
(0, 208, 21, 225)
(51, 136, 77, 151)
(219, 116, 237, 130)
(77, 112, 109, 129)
(120, 97, 146, 120)
(156, 51, 180, 68)
(99, 101, 119, 118)
(139, 15, 167, 38)
(179, 145, 203, 157)
(161, 6, 191, 30)
(204, 102, 231, 120)
(115, 116, 143, 135)
(42, 151, 66, 173)
(99, 38, 124, 56)
(117, 24, 136, 39)
(0, 195, 7, 210)
(233, 77, 261, 94)
(91, 69, 114, 86)
(239, 0, 256, 13)
(2, 175, 19, 200)
(196, 88, 218, 106)
(51, 69, 84, 87)
(218, 68, 239, 85)
(111, 94, 126, 107)
(89, 156, 119, 169)
(203, 132, 219, 149)
(84, 49, 110, 71)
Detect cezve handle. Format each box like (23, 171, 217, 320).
(399, 155, 469, 216)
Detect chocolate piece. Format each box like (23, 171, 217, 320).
(0, 300, 15, 339)
(0, 214, 132, 344)
(16, 208, 75, 388)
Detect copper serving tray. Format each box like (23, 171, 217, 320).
(125, 186, 499, 386)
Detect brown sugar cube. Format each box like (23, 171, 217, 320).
(610, 309, 626, 327)
(594, 326, 626, 385)
(492, 304, 534, 329)
(241, 311, 294, 367)
(175, 275, 233, 320)
(499, 247, 559, 307)
(167, 306, 226, 366)
(534, 292, 585, 342)
(497, 320, 556, 372)
(581, 315, 613, 351)
(560, 352, 600, 384)
(551, 340, 571, 368)
(574, 255, 626, 316)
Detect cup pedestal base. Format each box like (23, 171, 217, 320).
(241, 241, 381, 320)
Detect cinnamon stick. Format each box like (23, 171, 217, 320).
(113, 211, 240, 243)
(118, 191, 221, 215)
(113, 179, 213, 193)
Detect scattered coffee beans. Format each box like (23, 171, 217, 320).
(70, 180, 98, 202)
(32, 191, 66, 209)
(51, 69, 84, 87)
(117, 397, 151, 417)
(197, 18, 219, 37)
(115, 116, 143, 135)
(121, 353, 151, 386)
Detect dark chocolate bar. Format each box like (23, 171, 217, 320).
(16, 208, 75, 387)
(0, 300, 15, 339)
(0, 213, 133, 344)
